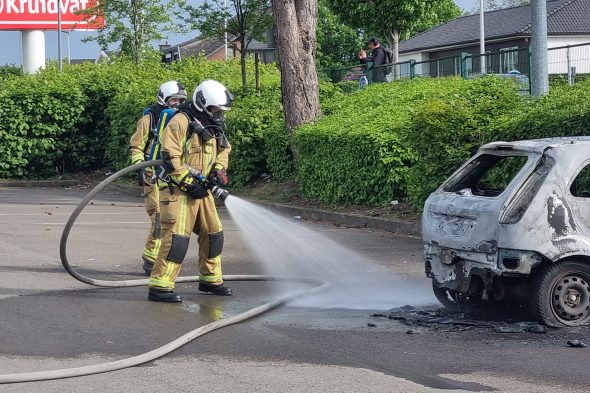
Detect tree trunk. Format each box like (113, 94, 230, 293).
(240, 37, 248, 90)
(387, 28, 400, 80)
(272, 0, 321, 133)
(388, 28, 400, 65)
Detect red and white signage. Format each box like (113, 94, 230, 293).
(0, 0, 104, 30)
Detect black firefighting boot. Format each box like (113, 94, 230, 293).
(148, 288, 182, 302)
(198, 282, 233, 296)
(142, 259, 154, 276)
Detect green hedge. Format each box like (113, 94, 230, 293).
(491, 79, 590, 141)
(0, 65, 21, 80)
(0, 70, 86, 177)
(0, 58, 283, 183)
(225, 88, 284, 187)
(3, 61, 590, 214)
(402, 77, 590, 210)
(294, 77, 470, 205)
(404, 76, 526, 208)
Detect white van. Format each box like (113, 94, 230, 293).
(423, 137, 590, 326)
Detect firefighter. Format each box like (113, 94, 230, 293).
(148, 79, 233, 302)
(130, 80, 187, 276)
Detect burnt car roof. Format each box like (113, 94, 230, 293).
(481, 136, 590, 154)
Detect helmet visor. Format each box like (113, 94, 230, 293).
(167, 96, 186, 108)
(206, 105, 222, 114)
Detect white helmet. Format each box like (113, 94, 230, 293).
(192, 80, 233, 117)
(157, 80, 187, 107)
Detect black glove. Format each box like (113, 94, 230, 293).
(208, 165, 228, 186)
(179, 178, 208, 199)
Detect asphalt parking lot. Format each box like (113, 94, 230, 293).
(0, 186, 589, 393)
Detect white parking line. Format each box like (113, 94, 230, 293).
(0, 212, 142, 216)
(35, 222, 148, 225)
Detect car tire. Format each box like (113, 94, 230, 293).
(530, 261, 590, 327)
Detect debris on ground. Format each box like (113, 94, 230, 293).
(526, 325, 548, 334)
(566, 340, 587, 348)
(495, 326, 526, 333)
(375, 305, 552, 334)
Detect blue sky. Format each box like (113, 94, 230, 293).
(0, 0, 474, 66)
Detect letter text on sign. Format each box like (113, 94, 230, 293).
(0, 0, 104, 30)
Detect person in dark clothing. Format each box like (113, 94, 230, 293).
(358, 37, 387, 83)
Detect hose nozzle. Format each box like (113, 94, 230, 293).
(184, 164, 229, 201)
(211, 185, 229, 201)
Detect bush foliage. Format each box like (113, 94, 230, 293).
(2, 60, 589, 213)
(0, 57, 282, 184)
(404, 77, 527, 208)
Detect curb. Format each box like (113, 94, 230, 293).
(0, 181, 422, 237)
(0, 180, 81, 188)
(251, 201, 422, 237)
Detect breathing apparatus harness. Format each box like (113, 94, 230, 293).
(144, 106, 176, 162)
(180, 101, 230, 149)
(140, 105, 176, 187)
(158, 103, 230, 201)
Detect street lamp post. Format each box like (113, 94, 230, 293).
(67, 32, 71, 65)
(224, 0, 228, 59)
(531, 0, 549, 95)
(480, 0, 486, 74)
(57, 0, 62, 71)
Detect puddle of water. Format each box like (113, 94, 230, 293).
(225, 196, 436, 310)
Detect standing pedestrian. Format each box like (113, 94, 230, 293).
(358, 37, 388, 83)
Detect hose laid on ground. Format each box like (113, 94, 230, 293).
(0, 160, 328, 384)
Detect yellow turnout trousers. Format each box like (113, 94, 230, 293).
(149, 186, 224, 290)
(142, 183, 161, 263)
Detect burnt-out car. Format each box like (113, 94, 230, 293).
(423, 137, 590, 326)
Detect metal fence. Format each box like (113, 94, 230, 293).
(547, 42, 590, 84)
(319, 41, 590, 92)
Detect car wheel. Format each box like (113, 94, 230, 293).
(530, 261, 590, 327)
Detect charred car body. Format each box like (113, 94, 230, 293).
(423, 137, 590, 326)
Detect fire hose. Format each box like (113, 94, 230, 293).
(0, 160, 328, 384)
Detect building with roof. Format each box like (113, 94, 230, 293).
(161, 31, 276, 64)
(399, 0, 590, 76)
(69, 50, 115, 65)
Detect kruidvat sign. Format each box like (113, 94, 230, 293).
(0, 0, 104, 30)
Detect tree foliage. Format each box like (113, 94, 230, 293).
(80, 0, 181, 65)
(181, 0, 273, 90)
(412, 0, 463, 37)
(484, 0, 530, 11)
(316, 0, 364, 70)
(325, 0, 461, 64)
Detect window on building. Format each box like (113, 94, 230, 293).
(464, 56, 473, 75)
(500, 47, 519, 73)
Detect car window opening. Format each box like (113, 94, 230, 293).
(571, 164, 590, 198)
(444, 154, 529, 197)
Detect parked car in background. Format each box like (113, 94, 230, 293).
(423, 137, 590, 327)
